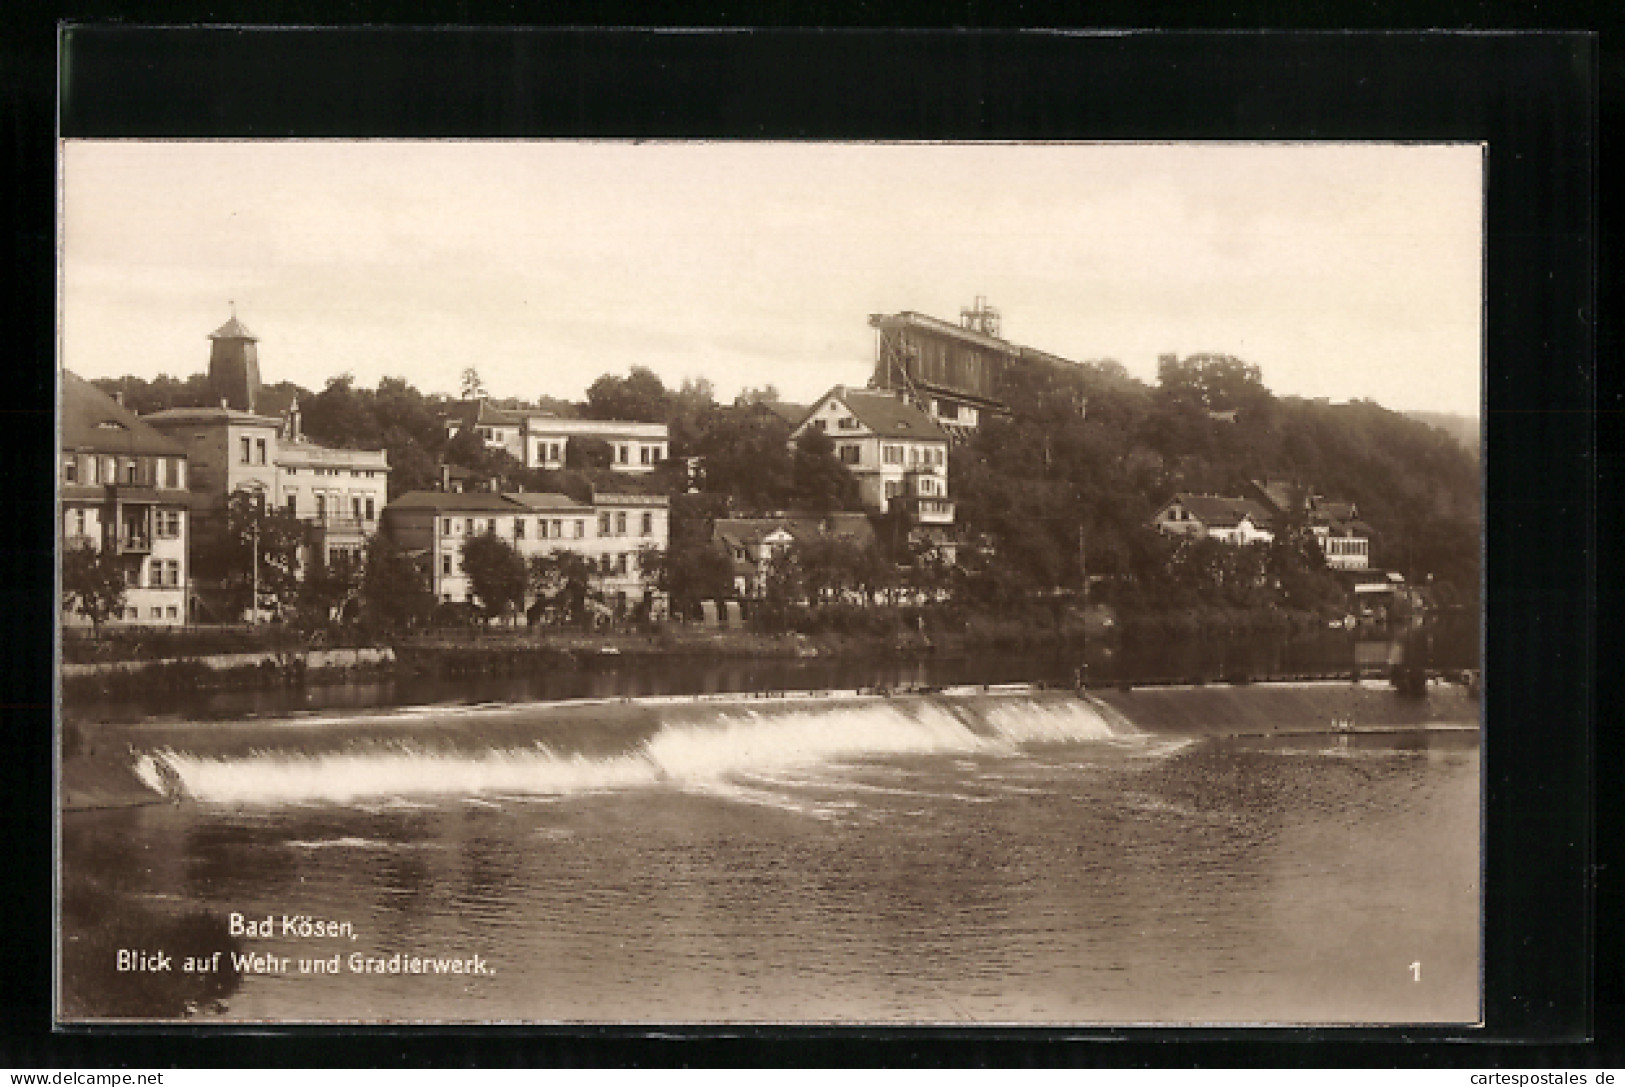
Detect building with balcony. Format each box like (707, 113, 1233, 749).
(381, 489, 669, 615)
(787, 385, 954, 527)
(60, 371, 190, 626)
(1243, 479, 1374, 570)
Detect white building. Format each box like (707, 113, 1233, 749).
(381, 489, 670, 615)
(787, 385, 954, 527)
(441, 401, 670, 473)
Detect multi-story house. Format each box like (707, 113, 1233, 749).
(440, 401, 670, 473)
(787, 385, 954, 528)
(60, 371, 191, 626)
(381, 489, 670, 615)
(144, 315, 391, 573)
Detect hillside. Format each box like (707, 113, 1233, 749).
(1404, 410, 1481, 459)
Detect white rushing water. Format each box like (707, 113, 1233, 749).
(132, 696, 1186, 807)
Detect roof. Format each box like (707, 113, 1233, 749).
(385, 491, 526, 513)
(713, 511, 877, 550)
(441, 399, 529, 430)
(798, 386, 949, 441)
(507, 492, 592, 512)
(763, 401, 809, 426)
(144, 406, 283, 427)
(870, 311, 1021, 356)
(1165, 493, 1277, 530)
(208, 315, 257, 341)
(60, 371, 186, 457)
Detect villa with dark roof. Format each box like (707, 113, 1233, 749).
(787, 385, 954, 528)
(1151, 493, 1278, 546)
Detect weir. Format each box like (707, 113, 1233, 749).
(66, 680, 1479, 811)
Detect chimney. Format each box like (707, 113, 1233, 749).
(112, 389, 125, 408)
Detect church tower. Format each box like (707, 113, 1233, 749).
(207, 309, 262, 412)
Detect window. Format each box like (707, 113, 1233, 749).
(885, 481, 903, 499)
(443, 593, 452, 604)
(515, 518, 526, 540)
(641, 512, 653, 536)
(166, 606, 178, 620)
(883, 445, 902, 465)
(62, 455, 77, 483)
(552, 519, 563, 538)
(442, 518, 453, 536)
(599, 555, 612, 575)
(551, 442, 562, 462)
(640, 446, 651, 465)
(166, 458, 180, 488)
(151, 607, 162, 619)
(168, 560, 181, 587)
(598, 512, 611, 536)
(837, 416, 859, 429)
(241, 437, 252, 464)
(442, 553, 453, 576)
(839, 444, 860, 465)
(352, 496, 363, 521)
(616, 553, 629, 575)
(315, 495, 326, 519)
(365, 496, 375, 520)
(74, 509, 86, 536)
(615, 511, 627, 536)
(618, 444, 630, 464)
(126, 607, 137, 621)
(123, 460, 139, 485)
(812, 419, 826, 432)
(574, 520, 584, 538)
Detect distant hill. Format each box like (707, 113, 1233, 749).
(1404, 411, 1480, 458)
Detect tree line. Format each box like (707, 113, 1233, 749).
(82, 348, 1481, 631)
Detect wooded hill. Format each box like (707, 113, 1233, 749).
(91, 348, 1481, 616)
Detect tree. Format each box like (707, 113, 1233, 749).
(358, 534, 435, 630)
(197, 489, 306, 619)
(460, 531, 527, 622)
(460, 368, 486, 401)
(528, 550, 596, 626)
(565, 436, 614, 470)
(61, 544, 127, 632)
(790, 429, 860, 513)
(584, 366, 669, 423)
(296, 550, 362, 630)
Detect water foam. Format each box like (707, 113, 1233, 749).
(140, 695, 1158, 807)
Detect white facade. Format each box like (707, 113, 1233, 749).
(522, 418, 669, 473)
(789, 388, 953, 525)
(387, 491, 670, 614)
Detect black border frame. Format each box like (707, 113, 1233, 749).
(6, 23, 1602, 1067)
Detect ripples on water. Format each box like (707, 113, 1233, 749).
(62, 695, 1480, 1025)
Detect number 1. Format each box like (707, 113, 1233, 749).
(1409, 961, 1421, 982)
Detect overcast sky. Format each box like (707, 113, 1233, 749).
(60, 141, 1484, 416)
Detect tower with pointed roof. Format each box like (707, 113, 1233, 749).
(207, 308, 261, 412)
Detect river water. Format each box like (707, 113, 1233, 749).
(59, 673, 1481, 1026)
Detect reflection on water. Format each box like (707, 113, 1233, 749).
(60, 695, 1479, 1025)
